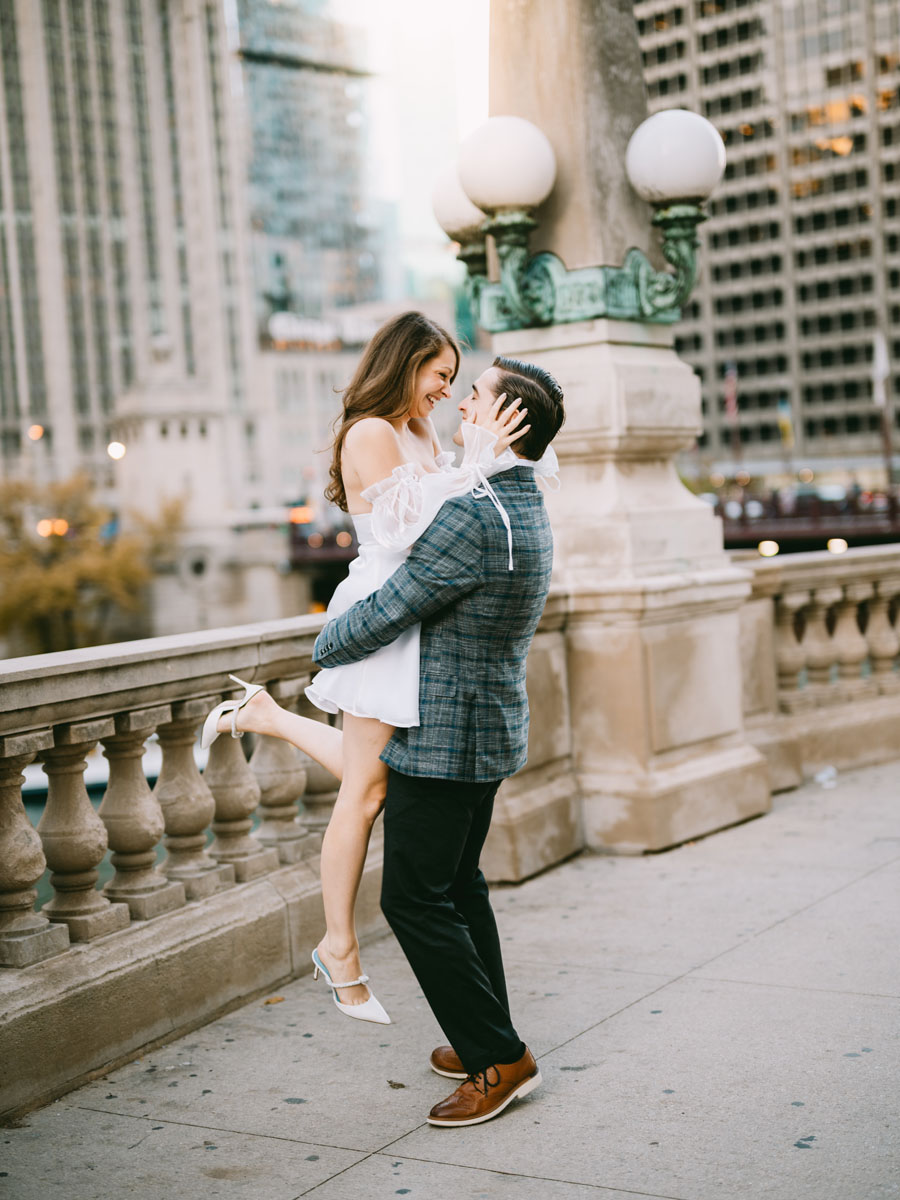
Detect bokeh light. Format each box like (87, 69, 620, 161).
(289, 505, 313, 524)
(798, 467, 814, 483)
(758, 540, 780, 557)
(36, 519, 53, 537)
(827, 538, 849, 554)
(335, 531, 353, 547)
(107, 441, 126, 460)
(27, 424, 44, 441)
(307, 532, 324, 548)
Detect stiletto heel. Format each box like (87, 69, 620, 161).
(200, 674, 266, 751)
(310, 948, 391, 1025)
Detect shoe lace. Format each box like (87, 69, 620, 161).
(464, 1065, 502, 1097)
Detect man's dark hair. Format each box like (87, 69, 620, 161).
(492, 356, 565, 461)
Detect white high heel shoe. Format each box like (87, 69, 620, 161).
(200, 674, 266, 750)
(311, 948, 391, 1025)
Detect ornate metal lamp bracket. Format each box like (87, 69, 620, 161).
(468, 202, 706, 334)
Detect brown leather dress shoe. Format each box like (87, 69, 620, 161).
(427, 1047, 541, 1127)
(430, 1045, 467, 1080)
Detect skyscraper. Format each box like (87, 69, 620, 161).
(0, 0, 260, 501)
(235, 0, 382, 334)
(635, 0, 900, 480)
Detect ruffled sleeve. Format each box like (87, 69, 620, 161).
(361, 458, 483, 552)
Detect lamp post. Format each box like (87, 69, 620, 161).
(431, 95, 769, 857)
(435, 110, 725, 334)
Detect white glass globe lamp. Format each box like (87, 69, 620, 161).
(625, 109, 726, 204)
(431, 164, 487, 241)
(458, 116, 557, 215)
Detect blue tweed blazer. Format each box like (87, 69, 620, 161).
(313, 466, 553, 781)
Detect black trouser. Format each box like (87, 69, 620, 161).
(380, 767, 526, 1076)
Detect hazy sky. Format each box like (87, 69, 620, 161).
(333, 0, 490, 291)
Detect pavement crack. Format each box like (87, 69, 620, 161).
(368, 1151, 692, 1199)
(71, 1104, 370, 1154)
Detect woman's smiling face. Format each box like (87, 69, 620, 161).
(409, 347, 457, 420)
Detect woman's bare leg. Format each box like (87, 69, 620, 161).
(314, 713, 393, 1005)
(217, 690, 343, 780)
(217, 697, 389, 1004)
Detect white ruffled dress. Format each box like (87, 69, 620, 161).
(305, 424, 558, 728)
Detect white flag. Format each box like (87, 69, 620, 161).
(873, 329, 890, 407)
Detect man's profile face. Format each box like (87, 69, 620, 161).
(452, 367, 504, 446)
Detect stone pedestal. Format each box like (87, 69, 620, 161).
(155, 701, 234, 899)
(251, 681, 311, 864)
(38, 722, 131, 941)
(0, 737, 70, 967)
(495, 319, 771, 852)
(204, 734, 279, 882)
(100, 707, 186, 920)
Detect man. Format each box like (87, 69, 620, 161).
(313, 355, 564, 1127)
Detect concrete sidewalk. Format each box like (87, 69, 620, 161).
(4, 761, 899, 1200)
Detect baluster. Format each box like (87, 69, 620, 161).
(774, 589, 810, 712)
(0, 733, 69, 967)
(38, 720, 130, 942)
(294, 697, 340, 852)
(99, 706, 186, 919)
(204, 702, 279, 882)
(155, 699, 234, 899)
(867, 576, 900, 693)
(832, 582, 876, 701)
(802, 586, 843, 705)
(250, 681, 310, 864)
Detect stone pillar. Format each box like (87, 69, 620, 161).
(0, 732, 70, 967)
(204, 731, 279, 882)
(38, 721, 130, 941)
(488, 0, 770, 852)
(867, 577, 900, 690)
(155, 699, 234, 898)
(490, 0, 656, 270)
(833, 584, 876, 699)
(99, 706, 186, 919)
(250, 681, 310, 864)
(774, 590, 810, 710)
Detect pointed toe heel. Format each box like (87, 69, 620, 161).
(310, 949, 391, 1025)
(200, 675, 266, 750)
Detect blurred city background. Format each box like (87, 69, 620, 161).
(1, 0, 899, 656)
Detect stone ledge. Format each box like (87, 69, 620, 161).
(0, 849, 387, 1122)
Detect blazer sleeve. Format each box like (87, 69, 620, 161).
(313, 497, 484, 667)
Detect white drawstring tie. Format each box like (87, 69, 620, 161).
(472, 465, 514, 571)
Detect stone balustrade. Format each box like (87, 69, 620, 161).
(0, 599, 577, 1119)
(0, 616, 329, 972)
(2, 550, 898, 1119)
(738, 544, 900, 789)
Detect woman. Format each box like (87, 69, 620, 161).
(201, 312, 532, 1025)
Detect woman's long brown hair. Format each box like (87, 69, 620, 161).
(325, 311, 460, 511)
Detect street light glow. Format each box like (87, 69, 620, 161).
(758, 540, 780, 557)
(37, 518, 70, 537)
(107, 441, 126, 460)
(27, 424, 44, 441)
